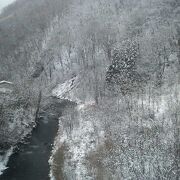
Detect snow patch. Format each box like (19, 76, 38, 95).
(0, 81, 13, 85)
(52, 76, 81, 103)
(0, 147, 13, 175)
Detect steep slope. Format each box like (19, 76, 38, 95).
(0, 0, 180, 179)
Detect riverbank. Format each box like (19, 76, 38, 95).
(0, 98, 74, 180)
(49, 78, 105, 180)
(0, 147, 13, 175)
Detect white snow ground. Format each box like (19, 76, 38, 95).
(52, 76, 81, 103)
(50, 78, 104, 180)
(0, 147, 13, 175)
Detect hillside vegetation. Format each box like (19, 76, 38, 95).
(0, 0, 180, 179)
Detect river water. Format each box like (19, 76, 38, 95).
(0, 99, 71, 180)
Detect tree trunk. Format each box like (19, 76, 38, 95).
(35, 91, 42, 121)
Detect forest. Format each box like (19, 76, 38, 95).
(0, 0, 180, 179)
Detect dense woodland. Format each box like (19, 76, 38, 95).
(0, 0, 180, 179)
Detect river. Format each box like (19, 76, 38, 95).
(0, 99, 71, 180)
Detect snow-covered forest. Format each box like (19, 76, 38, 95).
(0, 0, 180, 179)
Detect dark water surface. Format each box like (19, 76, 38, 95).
(0, 100, 64, 180)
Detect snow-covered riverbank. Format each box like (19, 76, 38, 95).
(0, 147, 13, 175)
(49, 78, 105, 180)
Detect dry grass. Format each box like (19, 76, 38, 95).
(86, 138, 114, 180)
(51, 144, 68, 180)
